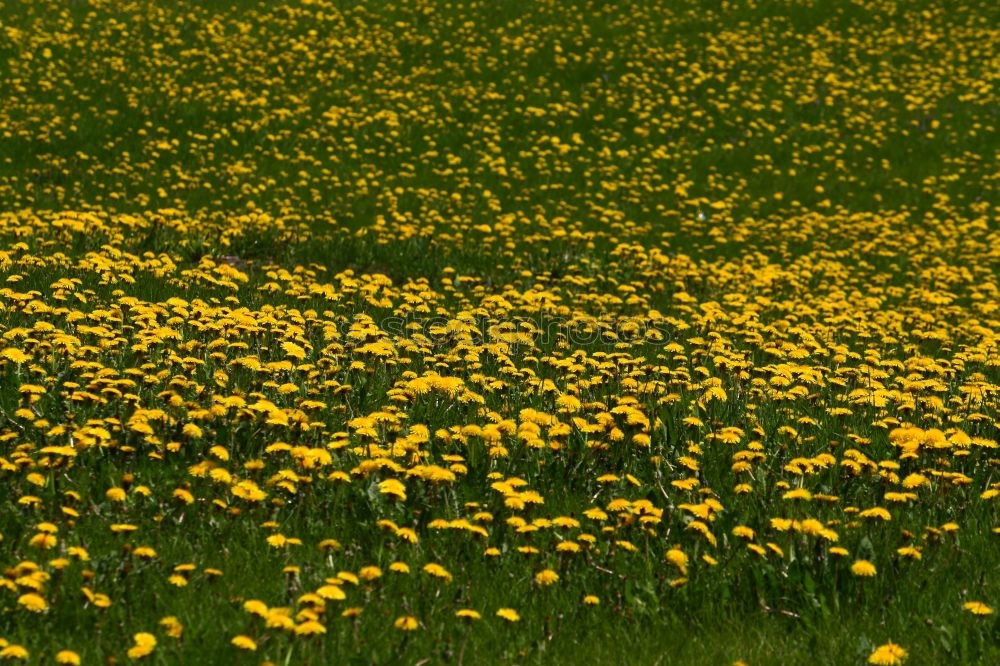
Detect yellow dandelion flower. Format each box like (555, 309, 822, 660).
(851, 560, 877, 577)
(359, 566, 382, 581)
(423, 563, 452, 582)
(963, 601, 993, 616)
(17, 593, 47, 612)
(126, 632, 156, 659)
(378, 479, 407, 501)
(868, 642, 907, 665)
(0, 645, 28, 660)
(665, 548, 689, 575)
(1, 348, 31, 364)
(316, 585, 346, 601)
(534, 569, 559, 586)
(394, 616, 419, 631)
(159, 616, 183, 638)
(243, 599, 269, 617)
(496, 608, 521, 622)
(294, 621, 326, 635)
(231, 636, 257, 651)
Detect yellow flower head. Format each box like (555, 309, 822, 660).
(963, 601, 994, 616)
(534, 569, 559, 586)
(868, 642, 907, 665)
(394, 615, 419, 631)
(496, 607, 521, 622)
(17, 593, 47, 613)
(851, 560, 877, 577)
(55, 651, 81, 665)
(231, 636, 257, 651)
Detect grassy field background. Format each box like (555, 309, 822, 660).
(0, 0, 998, 663)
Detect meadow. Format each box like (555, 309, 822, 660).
(0, 0, 998, 663)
